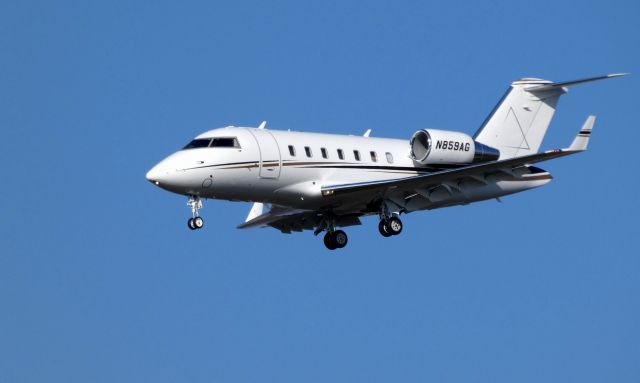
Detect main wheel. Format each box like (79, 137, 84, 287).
(378, 221, 392, 237)
(188, 218, 197, 230)
(387, 217, 403, 235)
(333, 230, 348, 248)
(323, 232, 337, 250)
(193, 216, 204, 229)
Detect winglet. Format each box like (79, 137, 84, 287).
(569, 115, 595, 151)
(258, 121, 267, 129)
(245, 202, 264, 222)
(363, 129, 372, 137)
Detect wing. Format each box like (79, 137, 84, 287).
(238, 204, 362, 233)
(321, 116, 594, 197)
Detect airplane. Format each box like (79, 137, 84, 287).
(146, 73, 626, 250)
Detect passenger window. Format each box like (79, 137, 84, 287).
(337, 149, 344, 160)
(386, 152, 394, 164)
(321, 148, 328, 159)
(353, 150, 361, 161)
(305, 146, 312, 158)
(288, 145, 296, 156)
(210, 137, 240, 148)
(182, 138, 211, 149)
(370, 151, 378, 162)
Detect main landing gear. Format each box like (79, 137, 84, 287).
(378, 216, 403, 237)
(378, 200, 403, 238)
(187, 195, 204, 230)
(324, 230, 348, 250)
(316, 216, 349, 250)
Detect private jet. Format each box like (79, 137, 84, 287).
(146, 74, 626, 249)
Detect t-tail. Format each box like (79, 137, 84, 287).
(473, 73, 627, 159)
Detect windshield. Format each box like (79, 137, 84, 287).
(182, 138, 211, 149)
(211, 137, 240, 148)
(182, 137, 240, 150)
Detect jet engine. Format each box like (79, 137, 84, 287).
(409, 129, 500, 165)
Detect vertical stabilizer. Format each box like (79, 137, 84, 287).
(473, 78, 563, 159)
(473, 74, 626, 159)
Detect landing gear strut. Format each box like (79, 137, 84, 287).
(187, 196, 204, 230)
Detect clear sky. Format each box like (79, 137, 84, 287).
(1, 0, 639, 382)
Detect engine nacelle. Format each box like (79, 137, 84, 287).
(410, 129, 499, 165)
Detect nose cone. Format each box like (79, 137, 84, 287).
(146, 151, 199, 194)
(145, 155, 187, 194)
(146, 163, 167, 186)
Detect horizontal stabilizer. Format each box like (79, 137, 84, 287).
(527, 73, 628, 92)
(569, 116, 595, 151)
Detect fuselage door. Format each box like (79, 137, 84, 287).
(249, 129, 281, 178)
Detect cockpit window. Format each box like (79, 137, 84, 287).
(182, 138, 211, 149)
(210, 137, 240, 148)
(182, 137, 240, 150)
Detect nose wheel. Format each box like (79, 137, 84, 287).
(188, 216, 204, 230)
(187, 196, 204, 231)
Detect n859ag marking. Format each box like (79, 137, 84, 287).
(435, 140, 471, 151)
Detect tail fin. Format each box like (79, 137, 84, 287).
(473, 73, 626, 159)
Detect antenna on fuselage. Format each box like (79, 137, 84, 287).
(258, 121, 267, 129)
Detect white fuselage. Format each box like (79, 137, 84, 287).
(146, 127, 551, 215)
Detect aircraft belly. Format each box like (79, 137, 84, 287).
(267, 166, 411, 210)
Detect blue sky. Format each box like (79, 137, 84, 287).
(1, 0, 639, 382)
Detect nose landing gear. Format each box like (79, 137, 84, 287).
(188, 216, 204, 230)
(187, 196, 204, 230)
